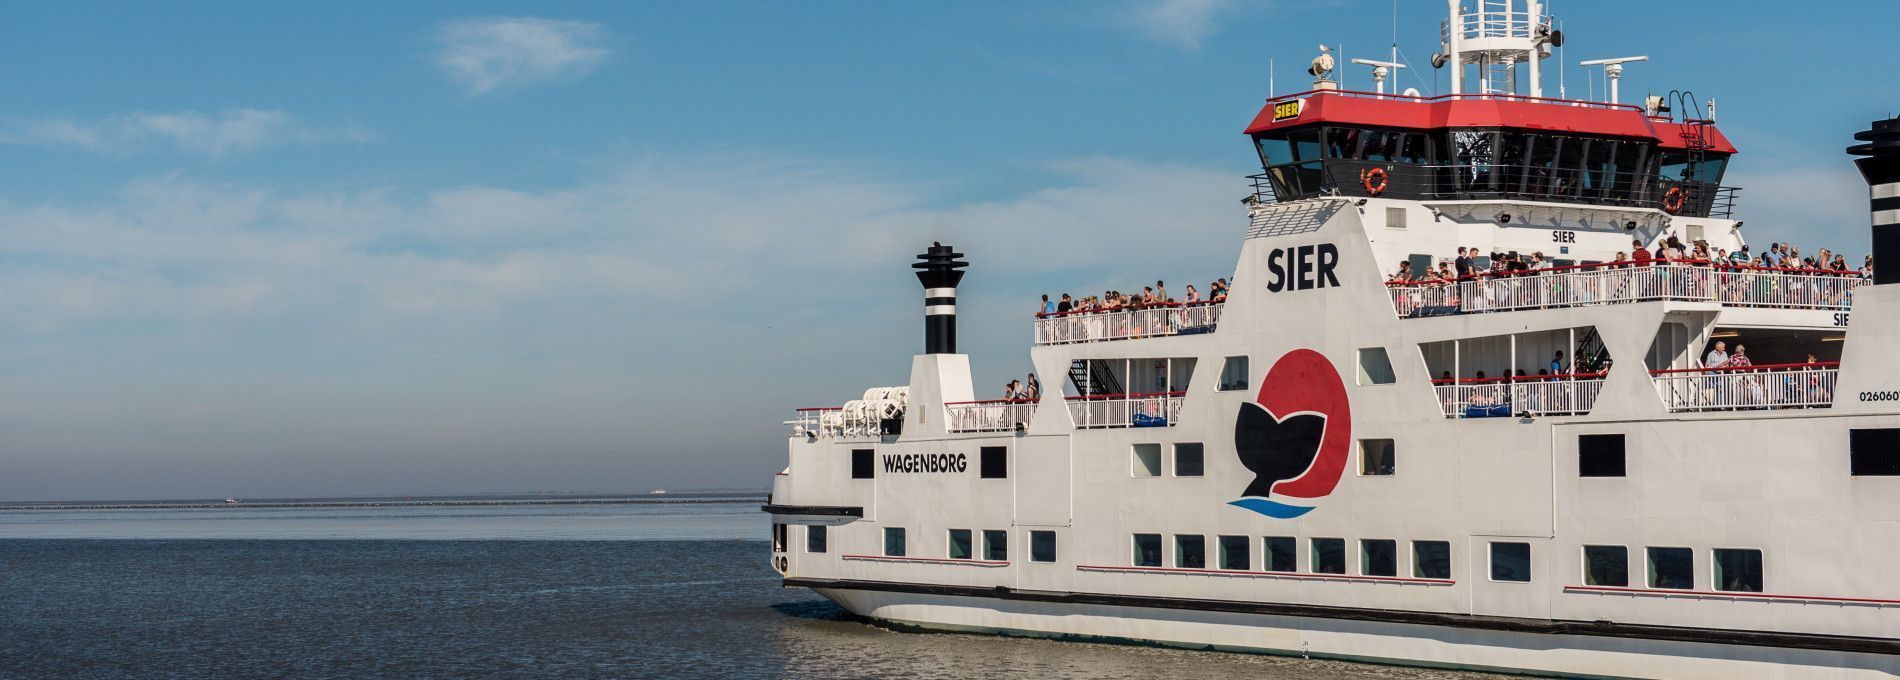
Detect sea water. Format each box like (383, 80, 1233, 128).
(0, 501, 1494, 678)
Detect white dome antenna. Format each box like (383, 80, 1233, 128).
(1579, 56, 1648, 105)
(1350, 58, 1406, 95)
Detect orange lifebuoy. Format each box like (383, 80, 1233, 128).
(1361, 167, 1389, 196)
(1663, 186, 1685, 214)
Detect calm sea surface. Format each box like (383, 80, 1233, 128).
(0, 500, 1496, 678)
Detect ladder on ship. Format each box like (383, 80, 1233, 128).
(1067, 359, 1123, 397)
(1577, 327, 1612, 372)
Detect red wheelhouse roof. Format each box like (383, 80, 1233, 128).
(1246, 89, 1738, 154)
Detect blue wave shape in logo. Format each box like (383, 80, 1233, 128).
(1229, 497, 1315, 519)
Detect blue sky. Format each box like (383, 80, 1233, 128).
(1, 0, 1895, 501)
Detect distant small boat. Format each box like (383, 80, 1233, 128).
(648, 489, 669, 495)
(223, 498, 240, 504)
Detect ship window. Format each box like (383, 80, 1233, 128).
(980, 446, 1007, 479)
(1692, 156, 1729, 184)
(1647, 547, 1694, 589)
(1266, 536, 1297, 572)
(884, 527, 906, 557)
(1490, 542, 1531, 582)
(1713, 548, 1763, 592)
(1359, 439, 1395, 476)
(807, 525, 828, 554)
(1850, 428, 1900, 475)
(1219, 535, 1250, 570)
(851, 449, 875, 479)
(1030, 531, 1057, 563)
(1356, 348, 1397, 386)
(1579, 434, 1626, 477)
(1132, 443, 1162, 477)
(1133, 534, 1163, 567)
(1289, 128, 1322, 162)
(1173, 443, 1204, 477)
(1326, 127, 1360, 159)
(948, 529, 973, 560)
(1256, 135, 1295, 167)
(773, 522, 786, 552)
(983, 530, 1008, 561)
(1312, 537, 1346, 574)
(1219, 356, 1249, 391)
(1385, 206, 1407, 229)
(1413, 540, 1451, 579)
(1583, 545, 1628, 586)
(1175, 535, 1206, 569)
(1361, 539, 1397, 577)
(1399, 133, 1433, 165)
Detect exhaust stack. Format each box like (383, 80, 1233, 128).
(1849, 116, 1900, 285)
(912, 242, 968, 354)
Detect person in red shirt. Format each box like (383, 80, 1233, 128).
(1631, 239, 1652, 265)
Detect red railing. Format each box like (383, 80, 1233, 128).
(1065, 391, 1184, 428)
(1648, 362, 1839, 412)
(1034, 302, 1222, 345)
(1387, 261, 1867, 317)
(945, 398, 1038, 433)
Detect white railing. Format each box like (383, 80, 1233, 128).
(1650, 364, 1839, 412)
(1433, 376, 1606, 418)
(946, 400, 1038, 433)
(1066, 392, 1184, 429)
(786, 407, 889, 438)
(1034, 303, 1222, 346)
(1389, 265, 1867, 318)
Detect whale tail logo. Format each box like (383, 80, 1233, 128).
(1230, 349, 1350, 519)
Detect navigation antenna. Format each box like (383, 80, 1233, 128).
(1579, 55, 1647, 104)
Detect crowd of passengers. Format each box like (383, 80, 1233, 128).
(1387, 235, 1873, 285)
(1037, 279, 1229, 317)
(1432, 344, 1835, 415)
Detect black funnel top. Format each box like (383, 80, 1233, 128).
(1850, 117, 1900, 285)
(912, 242, 968, 354)
(912, 242, 969, 289)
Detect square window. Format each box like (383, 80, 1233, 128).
(1491, 542, 1531, 582)
(1385, 206, 1407, 230)
(980, 446, 1007, 479)
(883, 527, 906, 557)
(1850, 428, 1900, 475)
(1413, 540, 1451, 579)
(1029, 531, 1057, 563)
(983, 530, 1008, 562)
(948, 529, 972, 560)
(1312, 537, 1346, 574)
(1133, 534, 1163, 567)
(1357, 347, 1397, 385)
(1219, 535, 1250, 570)
(1174, 443, 1205, 477)
(806, 525, 828, 554)
(1219, 356, 1249, 391)
(1361, 539, 1397, 577)
(1647, 547, 1694, 590)
(1265, 536, 1297, 572)
(1132, 444, 1162, 477)
(1579, 434, 1626, 477)
(851, 449, 875, 479)
(1713, 548, 1763, 593)
(1175, 535, 1206, 569)
(1583, 545, 1628, 587)
(1360, 439, 1395, 476)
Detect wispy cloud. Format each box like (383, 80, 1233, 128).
(1120, 0, 1253, 51)
(434, 17, 610, 94)
(0, 109, 368, 157)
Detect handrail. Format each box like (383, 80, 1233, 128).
(1386, 260, 1869, 286)
(1037, 299, 1223, 319)
(1065, 391, 1186, 401)
(1263, 87, 1645, 112)
(1648, 361, 1840, 376)
(1433, 372, 1608, 385)
(794, 406, 842, 412)
(945, 398, 1037, 406)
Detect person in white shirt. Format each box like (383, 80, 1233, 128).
(1704, 341, 1729, 368)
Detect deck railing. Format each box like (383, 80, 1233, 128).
(1065, 392, 1184, 428)
(1649, 363, 1839, 412)
(1389, 263, 1867, 318)
(786, 407, 892, 438)
(946, 399, 1038, 433)
(1034, 302, 1221, 346)
(1432, 374, 1606, 418)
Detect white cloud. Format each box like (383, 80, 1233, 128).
(1121, 0, 1250, 50)
(434, 17, 610, 94)
(0, 109, 367, 157)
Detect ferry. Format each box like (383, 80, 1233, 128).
(764, 2, 1900, 676)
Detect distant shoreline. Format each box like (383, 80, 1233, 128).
(0, 494, 768, 512)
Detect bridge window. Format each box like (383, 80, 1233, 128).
(1219, 535, 1250, 570)
(1173, 443, 1204, 477)
(806, 525, 827, 553)
(1030, 530, 1057, 563)
(983, 530, 1008, 561)
(851, 449, 874, 479)
(1361, 539, 1397, 577)
(1713, 548, 1763, 593)
(1850, 428, 1900, 475)
(1490, 542, 1531, 582)
(1266, 536, 1297, 572)
(1646, 546, 1694, 589)
(1175, 535, 1206, 569)
(1583, 545, 1628, 586)
(1312, 537, 1346, 574)
(980, 446, 1007, 479)
(1133, 533, 1163, 567)
(1413, 540, 1451, 579)
(883, 527, 906, 557)
(1579, 434, 1626, 477)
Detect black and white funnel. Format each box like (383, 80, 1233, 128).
(912, 242, 968, 354)
(1850, 116, 1900, 285)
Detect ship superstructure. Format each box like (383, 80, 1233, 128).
(764, 3, 1900, 676)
